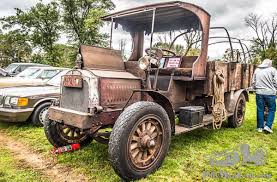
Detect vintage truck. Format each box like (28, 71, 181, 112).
(44, 1, 255, 180)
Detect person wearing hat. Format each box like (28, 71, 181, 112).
(252, 59, 277, 133)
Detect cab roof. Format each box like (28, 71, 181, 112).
(102, 1, 210, 34)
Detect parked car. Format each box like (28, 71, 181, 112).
(0, 67, 68, 88)
(4, 63, 48, 77)
(0, 68, 8, 77)
(0, 70, 68, 126)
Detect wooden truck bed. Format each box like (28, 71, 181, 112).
(204, 61, 255, 95)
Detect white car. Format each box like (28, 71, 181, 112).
(0, 67, 68, 88)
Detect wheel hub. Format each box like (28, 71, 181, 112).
(128, 116, 164, 170)
(141, 135, 156, 148)
(39, 107, 49, 124)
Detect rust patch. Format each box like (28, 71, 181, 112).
(99, 78, 142, 108)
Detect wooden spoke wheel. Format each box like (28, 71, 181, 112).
(108, 102, 171, 181)
(128, 115, 164, 170)
(44, 117, 93, 147)
(57, 124, 87, 142)
(228, 94, 246, 128)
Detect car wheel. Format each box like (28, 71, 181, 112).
(44, 117, 93, 147)
(228, 94, 246, 128)
(108, 101, 171, 181)
(31, 102, 51, 126)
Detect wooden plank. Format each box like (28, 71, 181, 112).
(241, 64, 250, 88)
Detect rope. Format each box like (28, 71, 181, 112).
(212, 70, 227, 129)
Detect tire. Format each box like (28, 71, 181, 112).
(228, 94, 246, 128)
(109, 101, 171, 181)
(44, 116, 93, 147)
(31, 102, 51, 126)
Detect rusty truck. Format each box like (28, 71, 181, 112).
(44, 1, 255, 180)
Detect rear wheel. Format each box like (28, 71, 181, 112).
(228, 94, 246, 128)
(109, 102, 171, 181)
(44, 117, 92, 147)
(31, 102, 51, 126)
(93, 128, 111, 144)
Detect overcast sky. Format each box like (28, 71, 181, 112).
(0, 0, 276, 58)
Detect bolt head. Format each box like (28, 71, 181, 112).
(149, 140, 155, 147)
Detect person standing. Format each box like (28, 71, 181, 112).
(252, 59, 277, 133)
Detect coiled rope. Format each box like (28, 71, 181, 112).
(212, 70, 227, 129)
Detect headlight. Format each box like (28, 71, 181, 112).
(4, 96, 11, 106)
(138, 56, 150, 70)
(0, 95, 3, 107)
(150, 58, 160, 67)
(4, 97, 29, 107)
(138, 56, 160, 70)
(10, 97, 18, 105)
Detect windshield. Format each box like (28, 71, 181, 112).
(37, 69, 61, 80)
(47, 70, 68, 86)
(5, 64, 18, 73)
(16, 68, 41, 78)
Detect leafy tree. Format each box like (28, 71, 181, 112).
(0, 30, 32, 67)
(1, 1, 62, 65)
(245, 13, 277, 66)
(153, 30, 201, 56)
(222, 48, 243, 63)
(59, 0, 115, 46)
(31, 44, 77, 67)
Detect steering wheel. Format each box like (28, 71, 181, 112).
(145, 48, 163, 60)
(145, 48, 177, 60)
(161, 49, 176, 57)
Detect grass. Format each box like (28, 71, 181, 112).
(0, 147, 48, 182)
(0, 94, 276, 182)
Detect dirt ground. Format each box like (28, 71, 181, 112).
(0, 131, 89, 182)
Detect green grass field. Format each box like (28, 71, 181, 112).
(0, 147, 48, 182)
(0, 94, 276, 182)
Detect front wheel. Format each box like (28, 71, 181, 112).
(228, 94, 246, 128)
(44, 117, 93, 147)
(108, 102, 171, 181)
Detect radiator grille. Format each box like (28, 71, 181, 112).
(60, 81, 89, 112)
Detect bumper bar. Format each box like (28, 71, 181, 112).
(48, 106, 93, 129)
(0, 108, 34, 122)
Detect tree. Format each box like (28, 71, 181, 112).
(222, 48, 243, 63)
(153, 30, 201, 56)
(245, 13, 277, 66)
(182, 30, 202, 56)
(59, 0, 115, 46)
(1, 1, 62, 65)
(0, 30, 32, 67)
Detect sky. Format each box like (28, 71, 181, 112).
(0, 0, 276, 59)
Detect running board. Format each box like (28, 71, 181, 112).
(175, 113, 233, 135)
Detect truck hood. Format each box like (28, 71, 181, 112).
(0, 78, 46, 88)
(0, 85, 60, 97)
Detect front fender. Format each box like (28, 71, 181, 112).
(33, 98, 56, 108)
(140, 91, 175, 134)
